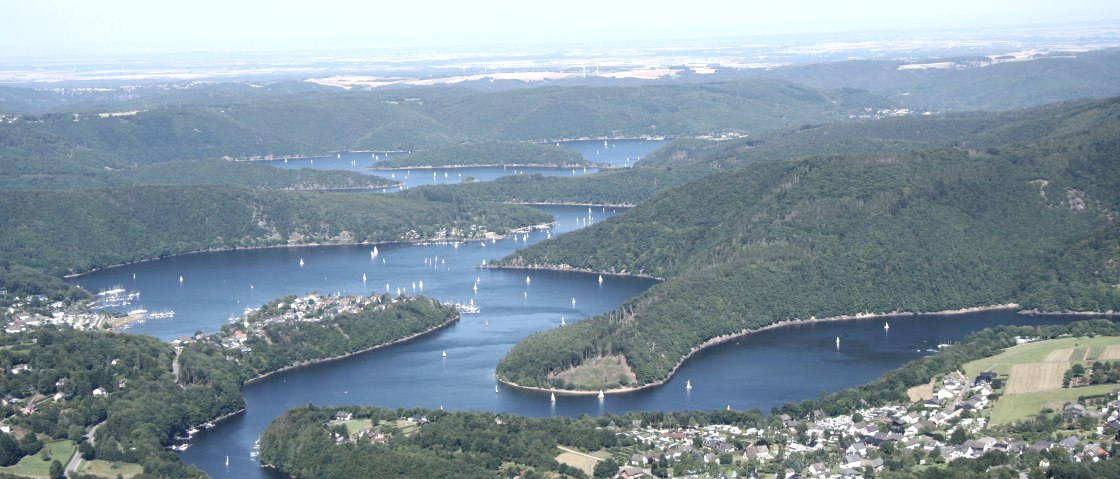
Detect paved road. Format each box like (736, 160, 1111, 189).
(66, 422, 101, 476)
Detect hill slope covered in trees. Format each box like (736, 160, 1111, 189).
(494, 97, 1120, 390)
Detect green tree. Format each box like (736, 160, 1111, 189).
(594, 458, 619, 478)
(49, 459, 64, 479)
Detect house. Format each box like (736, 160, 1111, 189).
(92, 387, 107, 396)
(1030, 440, 1054, 452)
(862, 458, 885, 471)
(842, 454, 862, 469)
(1059, 436, 1081, 452)
(630, 453, 646, 466)
(334, 411, 353, 421)
(620, 466, 645, 479)
(806, 463, 829, 477)
(1064, 404, 1087, 420)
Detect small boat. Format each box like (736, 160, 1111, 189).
(598, 275, 603, 284)
(686, 380, 692, 390)
(836, 336, 841, 348)
(179, 275, 184, 283)
(362, 273, 367, 282)
(299, 258, 304, 267)
(225, 456, 229, 466)
(726, 405, 731, 411)
(560, 316, 566, 326)
(132, 273, 136, 279)
(373, 246, 379, 256)
(495, 385, 499, 393)
(550, 393, 556, 402)
(441, 351, 447, 358)
(571, 297, 576, 306)
(598, 390, 604, 399)
(485, 320, 489, 326)
(884, 322, 890, 331)
(525, 276, 531, 285)
(418, 280, 424, 290)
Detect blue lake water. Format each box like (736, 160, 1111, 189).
(63, 139, 1101, 478)
(258, 139, 667, 190)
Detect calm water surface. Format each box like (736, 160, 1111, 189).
(66, 139, 1094, 478)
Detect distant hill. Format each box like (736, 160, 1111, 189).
(372, 141, 594, 169)
(494, 97, 1120, 391)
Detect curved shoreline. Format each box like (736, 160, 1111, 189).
(498, 303, 1027, 395)
(243, 313, 460, 385)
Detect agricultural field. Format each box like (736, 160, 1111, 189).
(962, 335, 1120, 425)
(78, 460, 144, 479)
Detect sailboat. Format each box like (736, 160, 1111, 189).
(598, 275, 604, 284)
(299, 258, 304, 267)
(495, 385, 499, 393)
(525, 276, 531, 285)
(225, 456, 229, 466)
(418, 280, 424, 290)
(362, 273, 367, 282)
(441, 351, 447, 358)
(373, 246, 379, 256)
(571, 297, 576, 306)
(179, 275, 184, 283)
(884, 322, 890, 331)
(686, 380, 692, 390)
(132, 273, 136, 279)
(836, 336, 841, 348)
(598, 390, 605, 399)
(550, 392, 556, 402)
(560, 316, 566, 326)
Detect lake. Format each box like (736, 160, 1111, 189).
(257, 138, 667, 190)
(64, 138, 1097, 479)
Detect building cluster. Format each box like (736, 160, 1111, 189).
(609, 371, 1118, 479)
(2, 291, 107, 333)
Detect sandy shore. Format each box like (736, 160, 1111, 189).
(498, 303, 1023, 395)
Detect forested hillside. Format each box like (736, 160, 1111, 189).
(0, 186, 550, 278)
(372, 141, 594, 168)
(495, 97, 1120, 390)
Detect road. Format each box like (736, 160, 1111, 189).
(66, 422, 101, 476)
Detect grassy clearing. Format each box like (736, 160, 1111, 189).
(964, 336, 1120, 378)
(990, 384, 1118, 425)
(340, 419, 374, 436)
(78, 459, 144, 479)
(551, 355, 637, 389)
(1044, 348, 1073, 362)
(555, 451, 600, 476)
(907, 380, 935, 402)
(1005, 362, 1067, 394)
(0, 440, 76, 478)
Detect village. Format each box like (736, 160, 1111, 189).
(1, 290, 110, 334)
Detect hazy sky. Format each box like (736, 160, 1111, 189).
(4, 0, 1118, 56)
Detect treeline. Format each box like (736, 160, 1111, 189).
(374, 141, 593, 168)
(0, 185, 551, 277)
(495, 97, 1120, 389)
(208, 295, 457, 379)
(260, 405, 623, 479)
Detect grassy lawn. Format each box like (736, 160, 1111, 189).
(340, 419, 374, 437)
(78, 459, 144, 479)
(963, 336, 1120, 378)
(989, 383, 1117, 425)
(0, 440, 76, 478)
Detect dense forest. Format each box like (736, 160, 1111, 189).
(372, 141, 595, 168)
(494, 97, 1120, 390)
(260, 405, 621, 479)
(0, 186, 550, 278)
(210, 294, 458, 379)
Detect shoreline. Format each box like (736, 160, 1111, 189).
(482, 262, 663, 281)
(243, 314, 460, 385)
(498, 303, 1025, 395)
(63, 228, 547, 280)
(369, 162, 612, 171)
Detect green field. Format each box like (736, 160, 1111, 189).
(989, 383, 1118, 425)
(78, 459, 144, 479)
(0, 440, 75, 478)
(339, 419, 374, 437)
(962, 336, 1120, 378)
